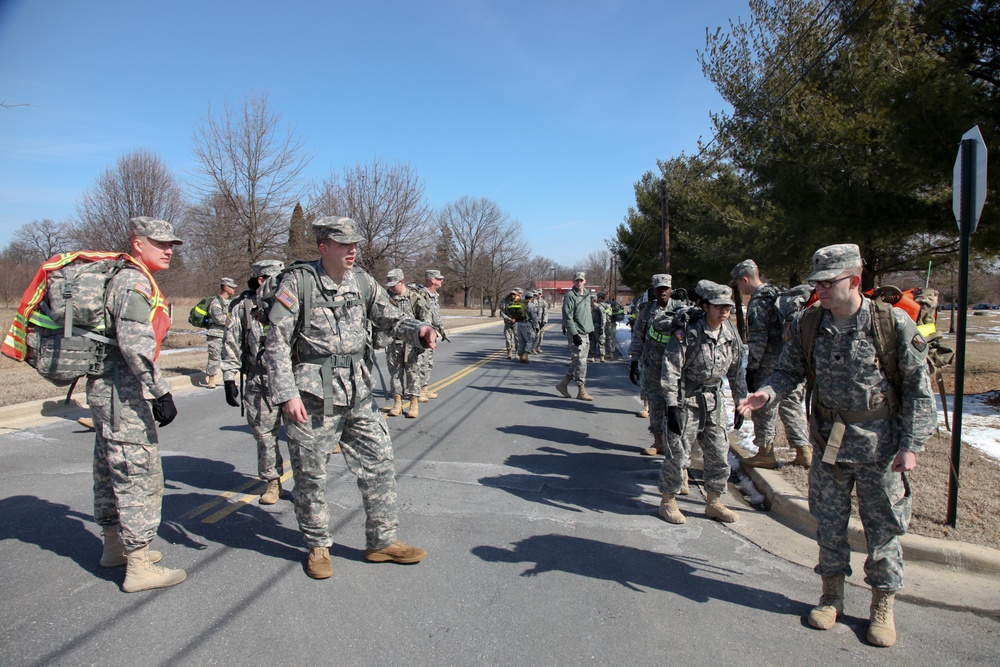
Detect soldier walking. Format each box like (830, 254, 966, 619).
(500, 288, 518, 359)
(532, 290, 548, 354)
(204, 277, 236, 389)
(221, 260, 286, 505)
(416, 269, 446, 402)
(555, 271, 595, 401)
(264, 217, 435, 579)
(515, 291, 539, 362)
(381, 269, 427, 419)
(739, 244, 935, 647)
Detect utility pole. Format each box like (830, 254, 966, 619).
(660, 179, 670, 273)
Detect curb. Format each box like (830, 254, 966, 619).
(732, 444, 1000, 577)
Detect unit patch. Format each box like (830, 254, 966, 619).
(911, 333, 927, 353)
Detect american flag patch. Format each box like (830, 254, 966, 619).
(133, 282, 153, 299)
(276, 287, 297, 310)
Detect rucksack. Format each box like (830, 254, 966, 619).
(188, 295, 219, 328)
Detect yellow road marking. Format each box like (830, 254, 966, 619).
(201, 469, 295, 524)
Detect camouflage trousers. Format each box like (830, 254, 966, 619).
(418, 348, 435, 390)
(588, 330, 605, 358)
(604, 321, 616, 358)
(658, 391, 730, 495)
(206, 334, 224, 375)
(563, 335, 590, 386)
(285, 393, 399, 550)
(504, 321, 516, 352)
(516, 322, 536, 355)
(534, 323, 547, 350)
(386, 342, 421, 398)
(751, 374, 808, 450)
(640, 348, 667, 434)
(809, 457, 911, 591)
(243, 381, 284, 481)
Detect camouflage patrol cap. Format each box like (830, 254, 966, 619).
(693, 279, 714, 299)
(313, 216, 363, 244)
(514, 287, 523, 294)
(730, 259, 757, 279)
(701, 282, 736, 307)
(385, 268, 404, 287)
(573, 271, 586, 281)
(129, 216, 183, 245)
(251, 260, 284, 279)
(425, 269, 444, 280)
(807, 244, 863, 282)
(651, 274, 672, 289)
(221, 277, 237, 289)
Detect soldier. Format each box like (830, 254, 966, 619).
(731, 259, 811, 469)
(588, 292, 606, 362)
(416, 269, 447, 402)
(555, 271, 595, 401)
(628, 274, 681, 456)
(499, 288, 518, 359)
(221, 259, 286, 505)
(91, 216, 185, 592)
(738, 244, 935, 647)
(264, 216, 435, 579)
(602, 293, 622, 360)
(515, 291, 539, 362)
(659, 281, 746, 525)
(532, 289, 549, 354)
(204, 276, 237, 389)
(381, 269, 426, 419)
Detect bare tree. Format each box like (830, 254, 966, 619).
(439, 196, 517, 308)
(74, 149, 187, 252)
(0, 241, 41, 305)
(13, 219, 73, 259)
(191, 90, 312, 263)
(309, 157, 432, 278)
(480, 218, 531, 316)
(582, 250, 611, 294)
(182, 193, 255, 287)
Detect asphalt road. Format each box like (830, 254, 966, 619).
(1, 321, 997, 666)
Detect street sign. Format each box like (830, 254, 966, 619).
(953, 125, 987, 233)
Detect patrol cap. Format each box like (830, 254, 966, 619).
(573, 271, 586, 281)
(702, 282, 736, 307)
(693, 280, 714, 299)
(730, 259, 757, 279)
(597, 291, 606, 299)
(313, 216, 363, 244)
(251, 260, 284, 279)
(425, 269, 444, 280)
(129, 216, 183, 245)
(514, 287, 523, 294)
(385, 268, 404, 287)
(651, 274, 672, 289)
(807, 243, 863, 282)
(220, 277, 237, 289)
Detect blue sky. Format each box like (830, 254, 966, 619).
(0, 0, 748, 267)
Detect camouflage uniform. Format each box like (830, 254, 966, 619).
(205, 284, 233, 377)
(560, 274, 594, 388)
(500, 291, 517, 354)
(89, 250, 174, 552)
(744, 281, 809, 453)
(264, 258, 426, 550)
(628, 292, 683, 436)
(659, 294, 746, 496)
(384, 280, 421, 399)
(221, 264, 284, 484)
(516, 295, 539, 357)
(533, 293, 548, 352)
(762, 297, 934, 590)
(601, 298, 616, 359)
(416, 273, 445, 392)
(588, 296, 606, 359)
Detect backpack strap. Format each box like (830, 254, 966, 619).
(869, 297, 901, 411)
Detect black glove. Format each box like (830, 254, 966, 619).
(629, 360, 640, 385)
(151, 393, 177, 427)
(745, 368, 757, 393)
(667, 406, 683, 436)
(733, 409, 744, 431)
(572, 334, 583, 346)
(224, 380, 240, 407)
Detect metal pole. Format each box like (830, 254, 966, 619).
(947, 138, 975, 527)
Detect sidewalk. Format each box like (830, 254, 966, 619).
(727, 443, 1000, 617)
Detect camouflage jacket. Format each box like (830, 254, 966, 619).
(762, 296, 935, 462)
(206, 294, 230, 338)
(264, 263, 425, 407)
(380, 287, 417, 348)
(746, 283, 783, 374)
(628, 299, 682, 360)
(662, 317, 746, 408)
(221, 290, 266, 384)
(417, 286, 445, 337)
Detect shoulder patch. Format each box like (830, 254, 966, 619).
(132, 281, 153, 300)
(911, 333, 927, 353)
(276, 287, 297, 310)
(675, 328, 685, 342)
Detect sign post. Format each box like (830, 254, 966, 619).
(947, 126, 987, 528)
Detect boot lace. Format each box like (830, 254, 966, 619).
(872, 594, 891, 623)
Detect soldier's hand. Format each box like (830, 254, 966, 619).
(745, 368, 756, 393)
(738, 391, 770, 416)
(572, 334, 583, 346)
(282, 397, 308, 423)
(224, 380, 239, 407)
(733, 409, 744, 431)
(629, 360, 640, 385)
(667, 406, 683, 436)
(419, 325, 438, 350)
(891, 451, 917, 472)
(151, 393, 177, 427)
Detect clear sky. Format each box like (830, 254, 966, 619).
(0, 0, 748, 267)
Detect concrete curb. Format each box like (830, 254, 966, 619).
(732, 444, 1000, 578)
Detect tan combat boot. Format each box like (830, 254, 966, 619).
(307, 546, 332, 579)
(658, 493, 685, 524)
(576, 385, 594, 402)
(260, 478, 281, 505)
(555, 377, 571, 398)
(365, 541, 427, 564)
(386, 394, 403, 417)
(867, 588, 897, 647)
(506, 350, 512, 359)
(122, 546, 186, 592)
(404, 396, 419, 419)
(100, 525, 161, 568)
(418, 387, 430, 403)
(705, 491, 738, 523)
(743, 442, 778, 469)
(637, 398, 649, 419)
(77, 417, 95, 430)
(520, 353, 530, 363)
(790, 446, 813, 469)
(808, 575, 845, 630)
(599, 355, 606, 362)
(534, 347, 542, 354)
(206, 373, 217, 389)
(641, 431, 664, 456)
(426, 387, 439, 399)
(678, 469, 690, 495)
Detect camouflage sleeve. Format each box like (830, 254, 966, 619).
(745, 297, 771, 371)
(760, 314, 809, 405)
(661, 333, 685, 406)
(208, 296, 227, 332)
(726, 323, 748, 402)
(365, 274, 425, 348)
(220, 300, 245, 382)
(263, 271, 302, 405)
(430, 297, 444, 332)
(109, 271, 171, 399)
(500, 297, 512, 323)
(895, 309, 935, 453)
(628, 305, 648, 358)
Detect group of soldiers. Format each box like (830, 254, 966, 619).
(499, 287, 548, 361)
(618, 245, 934, 648)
